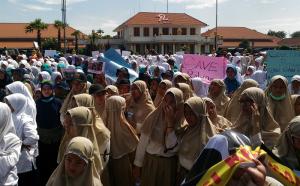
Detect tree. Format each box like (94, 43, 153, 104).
(42, 38, 57, 50)
(25, 18, 48, 50)
(96, 29, 104, 37)
(267, 30, 286, 39)
(54, 20, 64, 51)
(239, 40, 250, 49)
(291, 31, 300, 38)
(71, 30, 81, 54)
(102, 35, 112, 39)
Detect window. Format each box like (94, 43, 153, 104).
(153, 27, 159, 36)
(172, 28, 178, 35)
(143, 27, 149, 37)
(162, 28, 169, 35)
(181, 28, 187, 35)
(190, 28, 196, 35)
(134, 27, 140, 37)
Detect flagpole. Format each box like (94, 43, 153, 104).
(215, 0, 218, 51)
(167, 0, 168, 13)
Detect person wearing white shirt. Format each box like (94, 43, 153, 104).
(4, 93, 39, 186)
(0, 102, 22, 186)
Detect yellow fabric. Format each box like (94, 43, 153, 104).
(127, 80, 155, 133)
(102, 96, 139, 159)
(265, 75, 294, 131)
(57, 107, 103, 173)
(153, 80, 173, 107)
(198, 146, 300, 186)
(224, 79, 259, 123)
(179, 97, 216, 169)
(232, 87, 281, 148)
(208, 79, 230, 116)
(47, 137, 102, 186)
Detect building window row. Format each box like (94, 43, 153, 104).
(133, 27, 197, 37)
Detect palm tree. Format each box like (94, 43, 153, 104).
(25, 18, 48, 50)
(54, 20, 64, 51)
(71, 30, 80, 54)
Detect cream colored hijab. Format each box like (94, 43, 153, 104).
(291, 95, 300, 116)
(208, 79, 230, 116)
(127, 80, 155, 132)
(232, 87, 281, 148)
(60, 83, 87, 116)
(175, 83, 195, 101)
(102, 96, 138, 159)
(142, 88, 185, 144)
(273, 116, 300, 170)
(224, 79, 259, 123)
(265, 75, 294, 131)
(179, 97, 216, 170)
(57, 107, 103, 173)
(202, 97, 232, 132)
(153, 79, 173, 107)
(47, 137, 102, 186)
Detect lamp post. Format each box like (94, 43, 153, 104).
(167, 0, 169, 13)
(62, 0, 67, 54)
(214, 0, 218, 51)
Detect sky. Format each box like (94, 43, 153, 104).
(1, 0, 300, 37)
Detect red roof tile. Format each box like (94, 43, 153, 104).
(114, 12, 207, 31)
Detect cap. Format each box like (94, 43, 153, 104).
(89, 84, 106, 95)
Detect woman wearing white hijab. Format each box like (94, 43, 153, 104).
(4, 94, 39, 186)
(38, 71, 51, 83)
(0, 102, 22, 186)
(51, 71, 63, 85)
(6, 81, 37, 125)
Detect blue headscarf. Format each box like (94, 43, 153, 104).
(224, 64, 240, 95)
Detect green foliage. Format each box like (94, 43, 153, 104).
(42, 38, 57, 50)
(291, 31, 300, 38)
(267, 30, 286, 39)
(25, 18, 48, 49)
(239, 40, 250, 49)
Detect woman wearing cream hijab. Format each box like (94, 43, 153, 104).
(223, 79, 259, 123)
(291, 95, 300, 116)
(265, 75, 294, 131)
(175, 83, 195, 101)
(127, 80, 155, 135)
(208, 79, 230, 116)
(102, 96, 139, 186)
(202, 97, 232, 132)
(232, 87, 281, 148)
(134, 88, 185, 186)
(57, 107, 104, 175)
(177, 97, 216, 184)
(273, 116, 300, 170)
(47, 137, 102, 186)
(153, 79, 172, 107)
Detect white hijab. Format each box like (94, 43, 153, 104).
(6, 81, 37, 124)
(0, 102, 17, 143)
(5, 93, 34, 138)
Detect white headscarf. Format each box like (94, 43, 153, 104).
(39, 71, 51, 82)
(6, 81, 37, 124)
(51, 72, 62, 84)
(0, 102, 16, 142)
(191, 77, 210, 97)
(5, 93, 34, 137)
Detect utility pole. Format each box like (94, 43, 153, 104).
(62, 0, 67, 54)
(215, 0, 218, 51)
(167, 0, 169, 13)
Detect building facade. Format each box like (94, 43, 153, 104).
(98, 12, 214, 54)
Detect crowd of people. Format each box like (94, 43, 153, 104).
(0, 49, 300, 186)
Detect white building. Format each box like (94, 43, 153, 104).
(99, 12, 215, 54)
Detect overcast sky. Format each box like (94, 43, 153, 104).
(1, 0, 299, 37)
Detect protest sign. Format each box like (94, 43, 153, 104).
(104, 48, 131, 69)
(97, 54, 138, 83)
(92, 51, 100, 58)
(182, 55, 227, 81)
(44, 50, 57, 57)
(266, 50, 300, 82)
(88, 59, 105, 75)
(122, 50, 131, 57)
